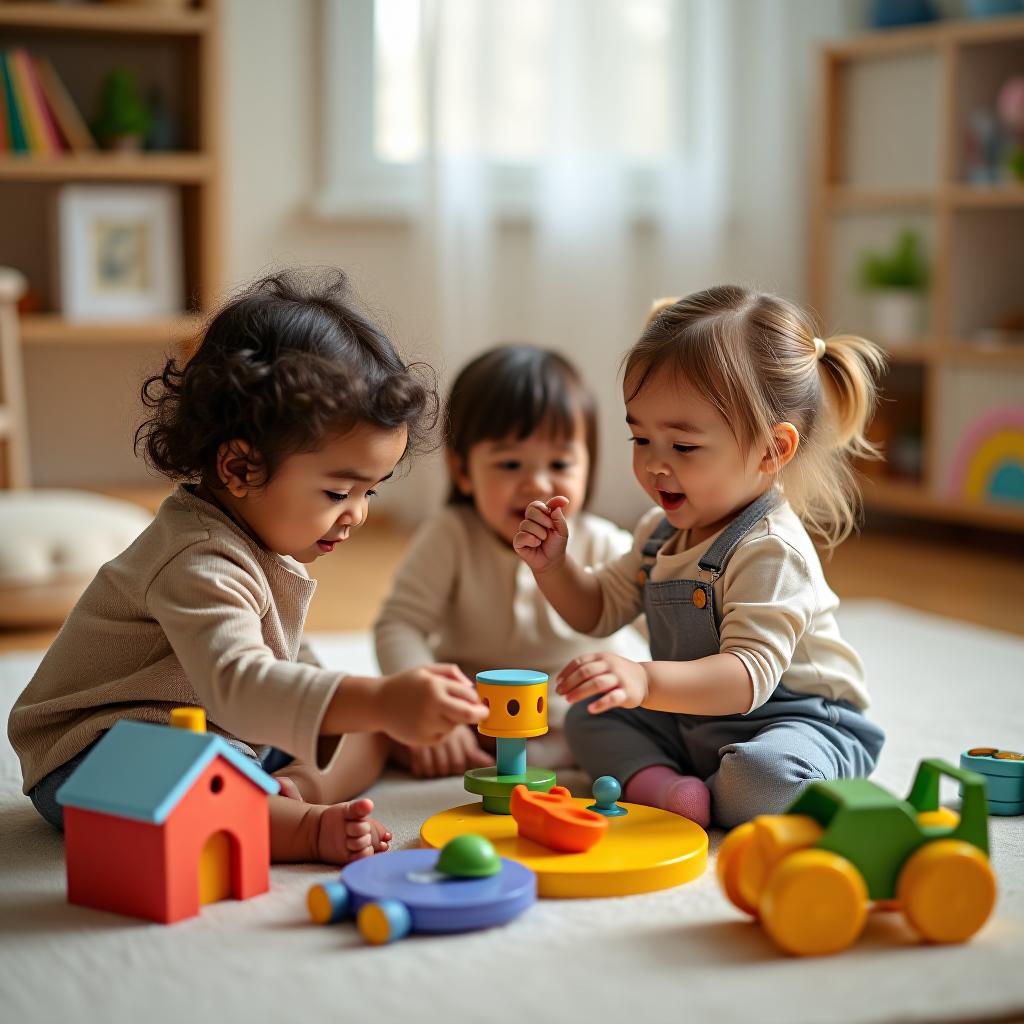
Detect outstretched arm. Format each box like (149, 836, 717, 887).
(557, 651, 754, 716)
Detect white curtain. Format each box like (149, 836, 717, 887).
(404, 0, 854, 524)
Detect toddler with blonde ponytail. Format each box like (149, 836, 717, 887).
(513, 285, 886, 829)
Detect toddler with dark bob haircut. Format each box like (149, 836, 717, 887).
(8, 268, 486, 864)
(375, 344, 646, 776)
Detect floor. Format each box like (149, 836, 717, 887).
(2, 498, 1021, 655)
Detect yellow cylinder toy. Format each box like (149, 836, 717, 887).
(476, 669, 549, 740)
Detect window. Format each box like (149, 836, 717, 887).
(317, 0, 680, 218)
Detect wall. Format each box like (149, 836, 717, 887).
(27, 0, 865, 530)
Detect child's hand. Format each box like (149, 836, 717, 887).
(556, 652, 649, 714)
(377, 664, 488, 746)
(407, 725, 492, 778)
(513, 496, 571, 574)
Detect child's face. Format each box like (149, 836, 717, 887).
(453, 420, 589, 545)
(222, 422, 408, 563)
(625, 369, 772, 542)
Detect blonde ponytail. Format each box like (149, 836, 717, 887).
(819, 334, 887, 457)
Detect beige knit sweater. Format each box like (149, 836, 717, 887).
(8, 485, 345, 793)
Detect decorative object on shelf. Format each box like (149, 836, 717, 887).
(145, 85, 178, 151)
(965, 0, 1023, 17)
(57, 184, 183, 322)
(997, 76, 1024, 183)
(91, 68, 152, 152)
(964, 109, 1003, 184)
(947, 407, 1024, 507)
(858, 229, 929, 345)
(868, 0, 938, 29)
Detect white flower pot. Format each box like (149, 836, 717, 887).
(867, 290, 926, 346)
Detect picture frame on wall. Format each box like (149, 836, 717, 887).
(56, 184, 183, 322)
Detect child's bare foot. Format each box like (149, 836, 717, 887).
(316, 797, 393, 864)
(268, 795, 393, 864)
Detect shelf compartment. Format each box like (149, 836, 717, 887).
(948, 207, 1024, 341)
(833, 49, 942, 190)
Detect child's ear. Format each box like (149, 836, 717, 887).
(446, 450, 473, 496)
(217, 439, 259, 497)
(760, 422, 800, 474)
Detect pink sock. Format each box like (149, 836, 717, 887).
(625, 765, 711, 828)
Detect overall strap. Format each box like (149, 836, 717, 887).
(638, 517, 677, 582)
(697, 489, 782, 581)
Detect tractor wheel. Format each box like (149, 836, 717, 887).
(760, 849, 868, 956)
(897, 840, 997, 944)
(716, 822, 758, 916)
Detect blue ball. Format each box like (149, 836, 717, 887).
(592, 775, 621, 806)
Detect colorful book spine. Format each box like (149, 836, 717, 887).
(34, 55, 95, 153)
(0, 59, 7, 153)
(0, 53, 28, 153)
(8, 48, 58, 155)
(21, 52, 64, 153)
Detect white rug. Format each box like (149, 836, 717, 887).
(1, 600, 1022, 1024)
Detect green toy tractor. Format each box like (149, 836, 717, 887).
(717, 759, 997, 956)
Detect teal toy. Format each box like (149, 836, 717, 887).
(960, 747, 1024, 815)
(587, 776, 628, 817)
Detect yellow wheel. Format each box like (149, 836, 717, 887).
(760, 850, 868, 956)
(897, 840, 997, 944)
(716, 822, 758, 916)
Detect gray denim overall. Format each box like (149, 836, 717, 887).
(565, 490, 885, 829)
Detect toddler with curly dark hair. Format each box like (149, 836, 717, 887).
(8, 268, 486, 865)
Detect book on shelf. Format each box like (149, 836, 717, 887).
(33, 55, 95, 153)
(0, 48, 96, 156)
(0, 52, 27, 153)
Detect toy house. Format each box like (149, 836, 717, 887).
(56, 710, 280, 924)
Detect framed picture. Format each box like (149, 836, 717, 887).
(57, 184, 183, 321)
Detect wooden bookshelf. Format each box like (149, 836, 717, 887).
(811, 14, 1024, 532)
(0, 0, 222, 486)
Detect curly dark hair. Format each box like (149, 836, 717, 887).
(135, 268, 438, 486)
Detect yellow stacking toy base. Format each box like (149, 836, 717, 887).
(421, 797, 707, 897)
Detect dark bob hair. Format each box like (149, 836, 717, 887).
(445, 344, 598, 506)
(135, 267, 438, 486)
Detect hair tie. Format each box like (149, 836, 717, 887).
(813, 337, 826, 360)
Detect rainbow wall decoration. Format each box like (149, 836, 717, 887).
(947, 407, 1024, 506)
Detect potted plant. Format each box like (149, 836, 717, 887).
(92, 69, 153, 153)
(858, 229, 929, 345)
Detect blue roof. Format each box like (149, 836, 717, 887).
(56, 719, 281, 824)
(476, 669, 548, 687)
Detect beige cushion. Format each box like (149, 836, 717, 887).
(0, 490, 152, 626)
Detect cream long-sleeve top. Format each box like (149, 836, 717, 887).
(9, 485, 346, 793)
(590, 501, 869, 714)
(374, 505, 649, 729)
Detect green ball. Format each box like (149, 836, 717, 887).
(436, 834, 501, 878)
